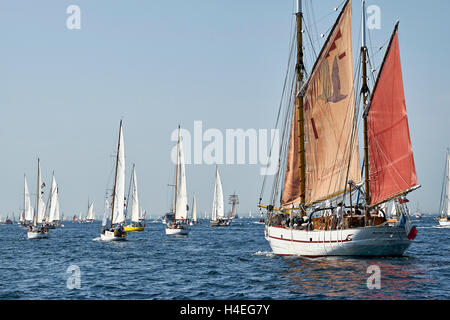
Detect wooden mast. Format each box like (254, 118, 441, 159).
(296, 0, 306, 214)
(110, 120, 122, 229)
(361, 0, 371, 209)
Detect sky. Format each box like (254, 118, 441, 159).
(0, 0, 449, 219)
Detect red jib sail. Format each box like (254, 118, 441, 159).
(368, 26, 417, 205)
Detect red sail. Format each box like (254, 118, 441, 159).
(368, 29, 417, 205)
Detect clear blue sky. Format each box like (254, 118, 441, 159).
(0, 0, 448, 219)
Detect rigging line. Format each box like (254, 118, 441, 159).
(259, 29, 296, 201)
(303, 0, 318, 61)
(308, 0, 321, 48)
(302, 17, 318, 62)
(275, 74, 296, 204)
(272, 74, 296, 205)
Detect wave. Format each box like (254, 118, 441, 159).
(252, 251, 275, 257)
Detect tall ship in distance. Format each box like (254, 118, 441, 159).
(258, 0, 418, 256)
(228, 193, 239, 220)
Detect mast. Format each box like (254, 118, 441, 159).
(174, 125, 180, 222)
(296, 0, 306, 211)
(35, 159, 40, 227)
(361, 0, 371, 207)
(23, 174, 26, 222)
(110, 120, 122, 228)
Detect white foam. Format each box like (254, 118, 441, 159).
(252, 251, 275, 257)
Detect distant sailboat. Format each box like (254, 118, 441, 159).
(124, 164, 145, 231)
(166, 126, 189, 235)
(100, 121, 127, 241)
(85, 199, 95, 223)
(46, 173, 62, 228)
(189, 193, 200, 225)
(27, 159, 49, 239)
(228, 193, 239, 220)
(210, 167, 229, 227)
(21, 175, 34, 227)
(439, 150, 450, 227)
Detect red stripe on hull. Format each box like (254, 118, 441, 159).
(268, 235, 352, 244)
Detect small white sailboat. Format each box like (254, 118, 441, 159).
(124, 164, 145, 231)
(46, 173, 63, 228)
(21, 175, 34, 227)
(439, 150, 450, 227)
(210, 167, 230, 227)
(166, 126, 189, 236)
(27, 159, 49, 239)
(189, 193, 200, 225)
(85, 199, 95, 223)
(100, 121, 127, 241)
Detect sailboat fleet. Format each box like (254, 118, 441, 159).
(1, 1, 442, 261)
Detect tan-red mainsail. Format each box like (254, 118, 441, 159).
(367, 27, 417, 205)
(282, 0, 361, 206)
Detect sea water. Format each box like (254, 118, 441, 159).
(0, 217, 448, 299)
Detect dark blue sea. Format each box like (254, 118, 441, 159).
(0, 217, 449, 300)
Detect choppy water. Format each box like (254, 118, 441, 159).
(0, 217, 449, 299)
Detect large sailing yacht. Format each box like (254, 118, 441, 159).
(439, 150, 450, 227)
(100, 121, 127, 241)
(165, 126, 189, 235)
(258, 0, 418, 256)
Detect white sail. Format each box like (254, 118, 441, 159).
(446, 154, 450, 217)
(48, 175, 58, 223)
(112, 122, 126, 224)
(192, 194, 197, 222)
(129, 166, 140, 223)
(175, 133, 187, 220)
(211, 167, 224, 220)
(55, 197, 60, 222)
(87, 202, 95, 220)
(24, 175, 33, 221)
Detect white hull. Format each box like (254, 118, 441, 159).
(27, 231, 48, 239)
(265, 225, 413, 257)
(165, 226, 189, 235)
(100, 230, 127, 241)
(439, 219, 450, 227)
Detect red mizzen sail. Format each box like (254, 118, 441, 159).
(367, 26, 417, 205)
